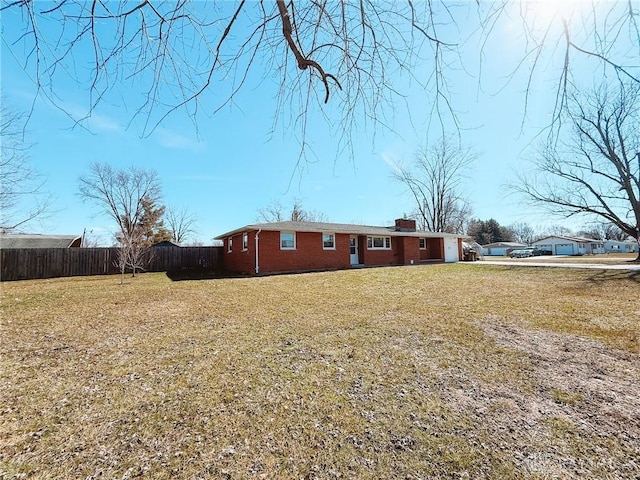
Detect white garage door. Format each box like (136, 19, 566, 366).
(444, 237, 459, 263)
(555, 244, 574, 255)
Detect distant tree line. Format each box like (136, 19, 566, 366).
(257, 199, 329, 223)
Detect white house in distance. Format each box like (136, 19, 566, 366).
(481, 242, 527, 256)
(532, 235, 605, 255)
(604, 240, 639, 253)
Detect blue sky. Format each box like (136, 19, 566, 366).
(2, 1, 632, 245)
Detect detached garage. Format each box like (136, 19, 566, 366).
(532, 236, 603, 255)
(554, 243, 575, 255)
(481, 242, 527, 256)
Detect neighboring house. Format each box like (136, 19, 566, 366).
(151, 240, 180, 248)
(0, 233, 82, 249)
(481, 242, 527, 256)
(532, 235, 605, 255)
(604, 240, 639, 253)
(215, 218, 463, 275)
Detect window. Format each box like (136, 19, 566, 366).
(322, 233, 335, 250)
(419, 238, 426, 250)
(280, 232, 296, 250)
(367, 236, 391, 250)
(227, 237, 233, 253)
(242, 232, 248, 251)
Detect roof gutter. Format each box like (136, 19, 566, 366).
(255, 229, 261, 274)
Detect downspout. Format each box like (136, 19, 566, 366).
(255, 229, 261, 274)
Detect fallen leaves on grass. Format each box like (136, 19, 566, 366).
(1, 265, 638, 478)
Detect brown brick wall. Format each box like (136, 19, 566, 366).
(223, 232, 256, 274)
(420, 238, 444, 260)
(224, 230, 351, 275)
(394, 218, 417, 231)
(222, 229, 450, 275)
(399, 237, 421, 265)
(359, 236, 401, 266)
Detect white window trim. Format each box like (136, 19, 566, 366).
(280, 231, 296, 250)
(242, 232, 248, 251)
(419, 238, 426, 250)
(322, 233, 336, 250)
(227, 237, 233, 253)
(367, 236, 391, 250)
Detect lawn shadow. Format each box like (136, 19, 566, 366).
(584, 269, 640, 284)
(165, 269, 230, 281)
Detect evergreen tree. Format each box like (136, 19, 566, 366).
(137, 195, 172, 247)
(467, 218, 513, 245)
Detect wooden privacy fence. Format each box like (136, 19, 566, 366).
(0, 247, 223, 281)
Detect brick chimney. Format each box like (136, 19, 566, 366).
(395, 218, 416, 232)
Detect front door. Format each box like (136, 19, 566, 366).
(350, 236, 359, 265)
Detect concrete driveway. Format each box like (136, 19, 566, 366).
(476, 258, 640, 271)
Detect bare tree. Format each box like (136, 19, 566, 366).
(576, 227, 604, 241)
(257, 199, 286, 223)
(115, 228, 147, 284)
(78, 162, 163, 275)
(602, 223, 630, 242)
(578, 222, 634, 242)
(542, 225, 575, 238)
(290, 199, 329, 222)
(165, 206, 198, 245)
(80, 230, 102, 248)
(257, 198, 328, 223)
(508, 222, 537, 245)
(392, 137, 474, 234)
(515, 80, 640, 261)
(0, 104, 52, 231)
(3, 2, 638, 150)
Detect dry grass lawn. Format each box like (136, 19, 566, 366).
(1, 264, 639, 479)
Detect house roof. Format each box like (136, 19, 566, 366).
(533, 235, 601, 244)
(603, 239, 636, 245)
(215, 221, 463, 240)
(151, 240, 180, 248)
(0, 234, 82, 249)
(481, 242, 527, 248)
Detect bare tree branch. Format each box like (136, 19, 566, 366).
(514, 80, 640, 259)
(0, 102, 53, 231)
(3, 1, 463, 152)
(2, 1, 638, 159)
(165, 206, 198, 245)
(276, 0, 341, 103)
(392, 136, 475, 234)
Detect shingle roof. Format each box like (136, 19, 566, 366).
(481, 242, 527, 248)
(0, 234, 82, 249)
(215, 221, 462, 240)
(534, 235, 601, 244)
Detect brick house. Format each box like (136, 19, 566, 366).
(215, 219, 463, 275)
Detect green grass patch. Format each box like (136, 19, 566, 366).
(551, 389, 584, 405)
